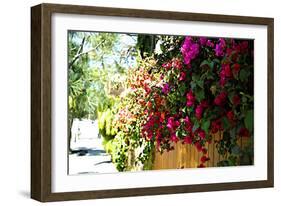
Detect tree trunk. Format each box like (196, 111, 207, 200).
(68, 118, 74, 154)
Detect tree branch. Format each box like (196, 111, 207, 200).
(69, 39, 105, 68)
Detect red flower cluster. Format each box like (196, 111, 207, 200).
(195, 100, 208, 120)
(186, 90, 196, 107)
(227, 110, 236, 123)
(219, 64, 232, 86)
(232, 95, 241, 106)
(232, 63, 241, 77)
(162, 58, 183, 70)
(142, 112, 163, 140)
(239, 127, 250, 138)
(211, 119, 223, 134)
(214, 91, 227, 106)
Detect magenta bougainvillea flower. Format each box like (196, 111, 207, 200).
(219, 64, 233, 86)
(171, 133, 179, 143)
(197, 129, 206, 140)
(183, 136, 192, 144)
(195, 105, 204, 119)
(179, 71, 186, 81)
(214, 91, 228, 106)
(232, 63, 241, 76)
(199, 37, 207, 46)
(166, 116, 180, 131)
(162, 62, 172, 70)
(206, 39, 214, 47)
(232, 94, 241, 106)
(186, 90, 196, 107)
(239, 127, 250, 138)
(162, 83, 170, 94)
(181, 37, 200, 65)
(171, 58, 183, 70)
(227, 110, 235, 123)
(200, 156, 210, 163)
(215, 38, 226, 56)
(211, 119, 223, 134)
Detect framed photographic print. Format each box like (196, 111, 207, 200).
(31, 3, 274, 202)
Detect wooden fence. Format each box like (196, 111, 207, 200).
(152, 132, 250, 170)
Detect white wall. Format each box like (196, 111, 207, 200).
(0, 0, 279, 205)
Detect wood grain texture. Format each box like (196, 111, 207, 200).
(153, 134, 250, 170)
(31, 4, 52, 202)
(267, 20, 274, 186)
(31, 5, 42, 201)
(31, 3, 274, 202)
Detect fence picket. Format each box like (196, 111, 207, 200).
(152, 133, 250, 170)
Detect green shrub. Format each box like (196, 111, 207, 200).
(111, 131, 129, 171)
(98, 108, 117, 142)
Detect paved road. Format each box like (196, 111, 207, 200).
(68, 120, 118, 175)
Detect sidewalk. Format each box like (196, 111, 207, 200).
(68, 119, 118, 175)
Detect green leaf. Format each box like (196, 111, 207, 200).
(176, 130, 181, 138)
(190, 81, 196, 90)
(206, 71, 215, 80)
(179, 84, 187, 95)
(180, 96, 186, 104)
(239, 69, 250, 82)
(227, 92, 235, 103)
(200, 60, 210, 68)
(182, 106, 187, 114)
(192, 119, 200, 132)
(200, 60, 214, 70)
(242, 96, 247, 103)
(192, 74, 200, 82)
(209, 62, 215, 70)
(194, 89, 205, 102)
(213, 58, 220, 64)
(197, 80, 204, 88)
(221, 116, 231, 130)
(202, 119, 210, 133)
(244, 110, 253, 132)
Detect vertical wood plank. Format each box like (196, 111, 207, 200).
(208, 137, 214, 167)
(171, 143, 176, 169)
(205, 142, 210, 167)
(213, 133, 220, 167)
(241, 137, 249, 149)
(179, 143, 184, 169)
(177, 143, 180, 168)
(152, 132, 248, 170)
(164, 150, 169, 169)
(185, 144, 191, 168)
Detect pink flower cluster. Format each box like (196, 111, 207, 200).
(215, 38, 226, 57)
(142, 112, 163, 141)
(162, 58, 183, 70)
(211, 119, 223, 134)
(214, 91, 227, 106)
(162, 83, 170, 94)
(219, 64, 232, 86)
(195, 100, 209, 120)
(186, 90, 196, 107)
(166, 117, 181, 143)
(181, 37, 200, 65)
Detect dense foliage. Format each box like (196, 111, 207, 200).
(69, 32, 254, 170)
(68, 32, 137, 153)
(114, 36, 254, 168)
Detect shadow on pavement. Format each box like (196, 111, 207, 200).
(71, 147, 107, 156)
